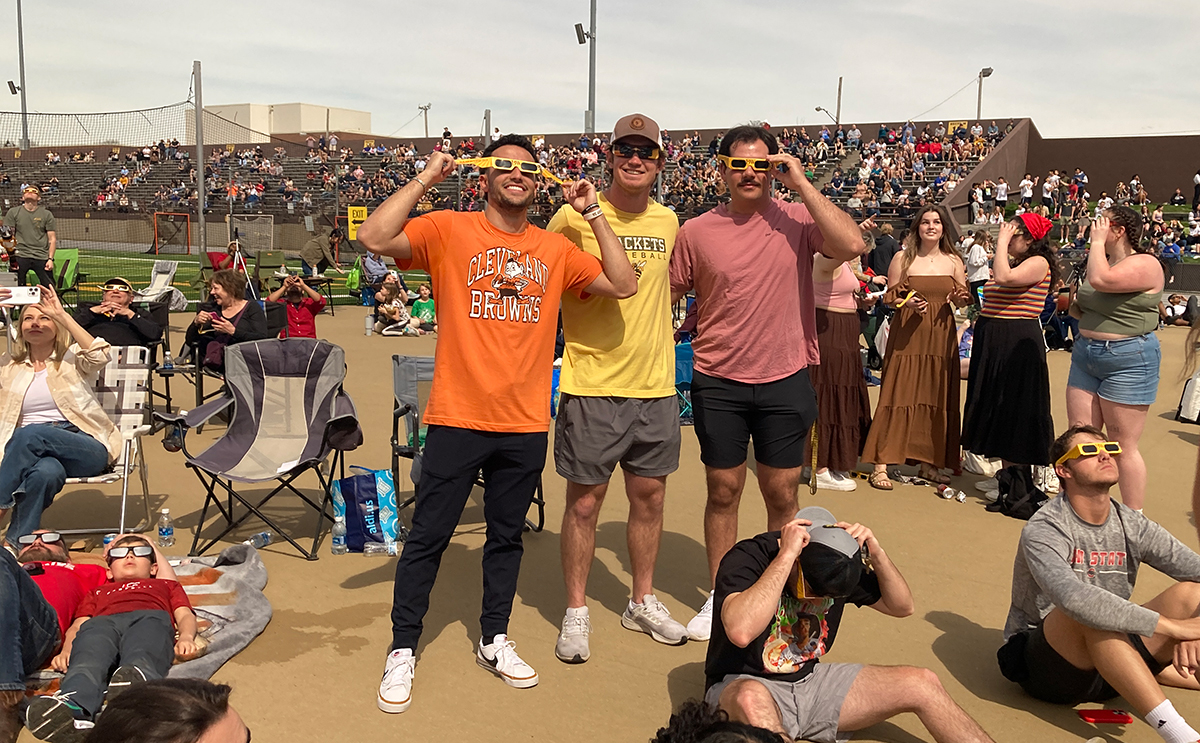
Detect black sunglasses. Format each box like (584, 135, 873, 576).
(107, 545, 154, 560)
(611, 143, 660, 160)
(18, 532, 62, 545)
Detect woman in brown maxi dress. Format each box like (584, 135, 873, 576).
(863, 205, 973, 489)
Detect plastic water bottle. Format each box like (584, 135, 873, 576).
(331, 517, 348, 555)
(364, 311, 374, 336)
(157, 508, 175, 548)
(162, 350, 174, 370)
(243, 531, 272, 549)
(363, 535, 397, 557)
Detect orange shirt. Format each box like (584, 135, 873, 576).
(400, 211, 603, 432)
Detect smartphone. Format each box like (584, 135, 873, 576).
(1077, 709, 1133, 724)
(0, 286, 40, 306)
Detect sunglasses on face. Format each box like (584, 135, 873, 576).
(611, 143, 660, 160)
(102, 284, 131, 293)
(1056, 440, 1122, 466)
(107, 545, 154, 560)
(17, 532, 62, 545)
(718, 155, 773, 172)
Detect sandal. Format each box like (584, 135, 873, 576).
(918, 466, 951, 485)
(868, 471, 893, 491)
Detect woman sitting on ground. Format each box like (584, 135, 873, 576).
(0, 286, 119, 549)
(374, 273, 417, 336)
(184, 269, 269, 372)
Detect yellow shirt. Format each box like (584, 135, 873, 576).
(548, 194, 679, 398)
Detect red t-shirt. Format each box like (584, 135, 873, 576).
(275, 296, 326, 338)
(29, 562, 108, 639)
(75, 578, 193, 626)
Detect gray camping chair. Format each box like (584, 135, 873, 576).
(135, 260, 186, 310)
(390, 354, 544, 542)
(155, 338, 363, 559)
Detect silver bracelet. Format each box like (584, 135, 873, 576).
(412, 176, 428, 192)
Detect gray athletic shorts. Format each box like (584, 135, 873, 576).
(554, 393, 681, 485)
(704, 663, 863, 743)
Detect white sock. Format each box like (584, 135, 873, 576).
(565, 606, 588, 618)
(1145, 699, 1200, 743)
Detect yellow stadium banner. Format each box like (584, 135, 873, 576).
(363, 139, 375, 147)
(347, 206, 368, 240)
(948, 120, 968, 133)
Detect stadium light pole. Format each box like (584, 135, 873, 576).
(575, 0, 597, 134)
(976, 67, 993, 121)
(814, 106, 837, 125)
(15, 0, 30, 149)
(193, 60, 206, 253)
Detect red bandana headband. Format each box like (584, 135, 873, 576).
(1017, 213, 1053, 241)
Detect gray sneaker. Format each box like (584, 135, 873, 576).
(622, 594, 689, 646)
(555, 609, 591, 664)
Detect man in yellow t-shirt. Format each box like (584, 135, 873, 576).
(547, 113, 686, 663)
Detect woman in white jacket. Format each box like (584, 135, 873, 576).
(0, 285, 118, 548)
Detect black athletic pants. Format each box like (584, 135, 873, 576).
(390, 425, 547, 651)
(14, 255, 53, 288)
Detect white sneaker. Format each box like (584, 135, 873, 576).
(815, 470, 856, 492)
(555, 608, 592, 664)
(622, 594, 689, 645)
(476, 634, 538, 689)
(377, 648, 415, 713)
(974, 477, 999, 492)
(962, 450, 1002, 477)
(686, 591, 714, 642)
(1034, 465, 1060, 494)
(982, 488, 1000, 503)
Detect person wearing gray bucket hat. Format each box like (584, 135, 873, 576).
(701, 507, 995, 743)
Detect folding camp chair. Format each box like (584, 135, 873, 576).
(253, 250, 288, 293)
(155, 338, 362, 559)
(675, 341, 694, 424)
(390, 354, 544, 542)
(134, 260, 186, 310)
(52, 247, 85, 309)
(56, 346, 155, 536)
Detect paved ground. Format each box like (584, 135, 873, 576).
(15, 311, 1200, 743)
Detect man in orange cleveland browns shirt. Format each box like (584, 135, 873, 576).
(358, 134, 637, 714)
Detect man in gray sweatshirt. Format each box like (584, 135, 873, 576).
(999, 424, 1200, 743)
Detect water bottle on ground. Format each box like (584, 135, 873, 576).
(363, 535, 397, 557)
(364, 311, 374, 336)
(331, 517, 348, 555)
(157, 508, 175, 548)
(243, 531, 272, 549)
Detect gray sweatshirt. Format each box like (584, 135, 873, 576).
(1004, 494, 1200, 640)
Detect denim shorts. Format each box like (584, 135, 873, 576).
(1066, 333, 1161, 406)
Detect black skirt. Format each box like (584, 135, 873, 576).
(961, 316, 1054, 465)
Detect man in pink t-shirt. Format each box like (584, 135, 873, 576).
(668, 125, 864, 641)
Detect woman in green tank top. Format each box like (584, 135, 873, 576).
(1066, 206, 1164, 510)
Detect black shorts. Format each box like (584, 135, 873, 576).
(691, 368, 818, 469)
(998, 622, 1166, 705)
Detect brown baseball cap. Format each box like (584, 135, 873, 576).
(102, 277, 133, 292)
(611, 113, 661, 146)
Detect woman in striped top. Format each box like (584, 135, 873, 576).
(961, 213, 1059, 472)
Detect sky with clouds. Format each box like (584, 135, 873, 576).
(2, 0, 1196, 141)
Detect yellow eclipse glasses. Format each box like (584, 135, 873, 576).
(1055, 440, 1121, 466)
(718, 154, 773, 172)
(455, 157, 565, 185)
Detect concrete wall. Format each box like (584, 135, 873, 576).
(1028, 131, 1200, 204)
(944, 119, 1034, 224)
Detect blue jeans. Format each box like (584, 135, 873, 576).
(0, 548, 60, 690)
(0, 423, 110, 546)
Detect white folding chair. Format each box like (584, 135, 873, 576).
(56, 346, 155, 536)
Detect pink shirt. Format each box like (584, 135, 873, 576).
(669, 199, 825, 383)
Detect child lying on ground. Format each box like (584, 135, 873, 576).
(24, 535, 196, 743)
